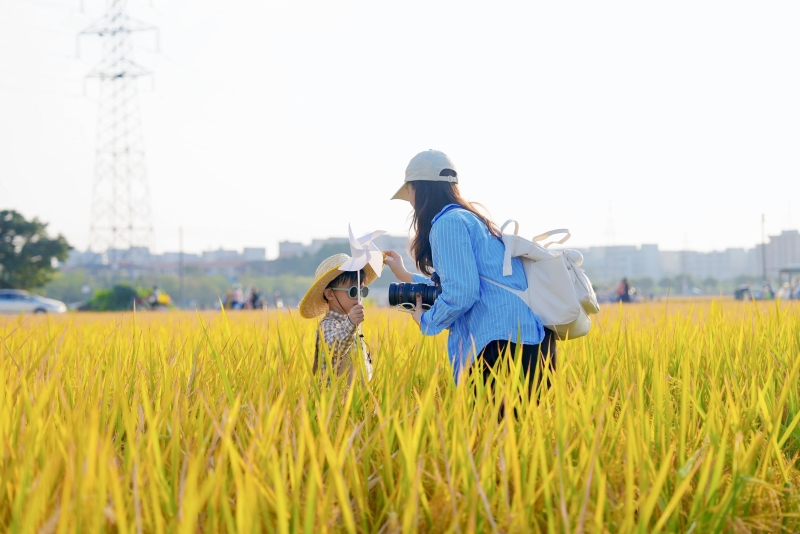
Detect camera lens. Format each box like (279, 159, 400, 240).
(388, 283, 400, 307)
(388, 282, 442, 310)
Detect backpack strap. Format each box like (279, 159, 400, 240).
(532, 229, 571, 249)
(480, 276, 526, 301)
(499, 220, 519, 276)
(500, 219, 519, 235)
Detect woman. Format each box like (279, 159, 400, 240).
(384, 149, 556, 390)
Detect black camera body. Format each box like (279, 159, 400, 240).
(388, 273, 442, 311)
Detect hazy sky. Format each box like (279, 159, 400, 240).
(1, 0, 798, 257)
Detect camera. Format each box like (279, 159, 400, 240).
(388, 273, 442, 312)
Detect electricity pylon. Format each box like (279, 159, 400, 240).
(79, 0, 158, 266)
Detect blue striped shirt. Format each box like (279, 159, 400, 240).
(414, 204, 545, 381)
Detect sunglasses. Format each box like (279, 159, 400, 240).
(397, 301, 433, 312)
(330, 286, 369, 299)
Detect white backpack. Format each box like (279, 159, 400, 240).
(482, 220, 600, 340)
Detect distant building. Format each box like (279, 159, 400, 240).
(757, 229, 800, 279)
(242, 247, 266, 261)
(202, 248, 240, 263)
(61, 228, 798, 286)
(279, 235, 412, 262)
(103, 246, 152, 265)
(659, 250, 681, 277)
(309, 238, 348, 254)
(577, 244, 760, 283)
(159, 251, 201, 264)
(65, 249, 103, 268)
(278, 241, 306, 258)
(576, 244, 661, 281)
(279, 238, 351, 258)
(670, 248, 758, 281)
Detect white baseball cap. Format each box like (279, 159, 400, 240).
(390, 149, 459, 202)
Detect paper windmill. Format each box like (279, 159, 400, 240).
(339, 224, 386, 277)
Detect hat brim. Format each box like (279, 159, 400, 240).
(391, 182, 410, 202)
(299, 262, 379, 319)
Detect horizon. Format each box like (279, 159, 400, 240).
(58, 226, 800, 260)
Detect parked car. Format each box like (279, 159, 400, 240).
(0, 289, 67, 314)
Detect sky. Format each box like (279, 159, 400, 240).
(1, 0, 798, 258)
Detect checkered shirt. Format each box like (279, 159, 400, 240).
(313, 310, 373, 382)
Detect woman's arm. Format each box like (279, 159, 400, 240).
(417, 214, 480, 335)
(383, 250, 438, 286)
(383, 250, 415, 283)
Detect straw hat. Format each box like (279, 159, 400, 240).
(299, 253, 379, 319)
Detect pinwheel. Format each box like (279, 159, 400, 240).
(339, 224, 385, 303)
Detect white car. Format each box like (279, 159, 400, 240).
(0, 290, 67, 314)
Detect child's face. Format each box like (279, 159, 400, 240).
(324, 283, 365, 314)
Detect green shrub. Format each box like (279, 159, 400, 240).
(84, 284, 140, 311)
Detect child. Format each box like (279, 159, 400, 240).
(299, 253, 378, 383)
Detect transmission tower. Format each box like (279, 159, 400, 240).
(79, 0, 158, 266)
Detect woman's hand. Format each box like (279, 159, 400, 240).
(383, 250, 414, 282)
(411, 293, 424, 327)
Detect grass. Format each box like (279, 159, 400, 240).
(1, 299, 799, 532)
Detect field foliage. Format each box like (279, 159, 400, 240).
(1, 300, 799, 532)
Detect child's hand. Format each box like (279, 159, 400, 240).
(348, 304, 365, 327)
(383, 250, 414, 282)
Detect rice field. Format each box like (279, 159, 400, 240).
(1, 299, 799, 533)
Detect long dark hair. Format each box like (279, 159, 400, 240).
(410, 179, 500, 275)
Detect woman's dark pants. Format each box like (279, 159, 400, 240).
(471, 329, 557, 404)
